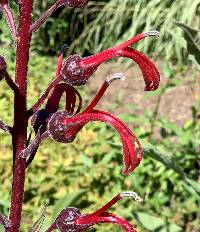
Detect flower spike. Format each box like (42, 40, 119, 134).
(59, 31, 160, 88)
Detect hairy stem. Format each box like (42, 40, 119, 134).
(31, 0, 65, 33)
(7, 1, 33, 231)
(0, 0, 17, 45)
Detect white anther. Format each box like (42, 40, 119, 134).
(119, 191, 143, 203)
(106, 73, 125, 85)
(144, 30, 160, 37)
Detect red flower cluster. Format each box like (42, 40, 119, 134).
(25, 31, 160, 231)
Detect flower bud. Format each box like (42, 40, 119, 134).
(60, 55, 97, 86)
(55, 207, 89, 232)
(47, 111, 77, 143)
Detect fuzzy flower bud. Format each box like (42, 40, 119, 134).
(60, 54, 97, 86)
(47, 111, 77, 143)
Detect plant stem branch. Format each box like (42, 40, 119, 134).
(0, 0, 17, 45)
(0, 119, 11, 133)
(31, 0, 65, 33)
(4, 71, 19, 92)
(7, 1, 33, 231)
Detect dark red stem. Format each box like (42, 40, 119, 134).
(7, 1, 33, 231)
(31, 0, 64, 33)
(0, 0, 17, 44)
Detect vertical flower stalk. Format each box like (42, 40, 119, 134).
(7, 1, 33, 231)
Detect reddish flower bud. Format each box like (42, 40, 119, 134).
(64, 0, 89, 8)
(55, 207, 89, 232)
(60, 54, 97, 86)
(47, 111, 77, 143)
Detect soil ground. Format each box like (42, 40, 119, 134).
(85, 62, 199, 127)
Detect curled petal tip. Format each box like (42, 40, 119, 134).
(119, 191, 143, 203)
(144, 30, 160, 37)
(106, 73, 125, 84)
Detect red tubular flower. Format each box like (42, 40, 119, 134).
(59, 31, 160, 89)
(46, 73, 142, 175)
(46, 191, 142, 232)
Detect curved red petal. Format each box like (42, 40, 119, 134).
(45, 83, 82, 114)
(76, 212, 137, 232)
(55, 54, 63, 77)
(81, 48, 159, 91)
(117, 47, 160, 91)
(63, 110, 143, 174)
(81, 32, 149, 66)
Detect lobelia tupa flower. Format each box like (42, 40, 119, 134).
(58, 31, 160, 88)
(45, 192, 143, 232)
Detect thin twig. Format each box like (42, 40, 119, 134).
(4, 71, 19, 93)
(0, 119, 12, 134)
(31, 0, 65, 33)
(0, 0, 17, 45)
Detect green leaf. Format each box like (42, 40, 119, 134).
(0, 225, 4, 232)
(186, 178, 200, 194)
(142, 144, 186, 179)
(109, 141, 200, 196)
(142, 143, 200, 197)
(133, 212, 183, 232)
(28, 204, 47, 232)
(189, 54, 200, 70)
(174, 22, 200, 64)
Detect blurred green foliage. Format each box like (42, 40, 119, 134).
(0, 0, 200, 63)
(0, 44, 199, 232)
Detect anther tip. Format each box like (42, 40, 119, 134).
(106, 73, 125, 84)
(144, 30, 160, 37)
(119, 191, 143, 203)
